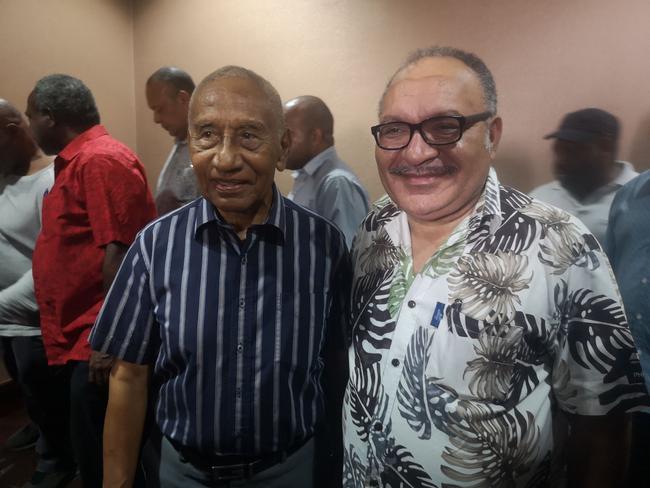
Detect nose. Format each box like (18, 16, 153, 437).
(211, 135, 242, 173)
(402, 129, 440, 164)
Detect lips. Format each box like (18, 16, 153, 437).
(214, 179, 248, 194)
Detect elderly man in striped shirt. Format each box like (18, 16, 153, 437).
(90, 66, 350, 488)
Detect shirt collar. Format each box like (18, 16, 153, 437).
(292, 145, 336, 178)
(611, 160, 637, 187)
(194, 184, 287, 239)
(55, 125, 108, 174)
(468, 167, 503, 234)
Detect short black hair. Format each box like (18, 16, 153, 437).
(380, 46, 497, 115)
(31, 74, 100, 130)
(147, 66, 195, 95)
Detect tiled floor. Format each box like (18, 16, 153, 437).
(0, 386, 80, 488)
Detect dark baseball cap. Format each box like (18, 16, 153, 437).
(544, 108, 619, 142)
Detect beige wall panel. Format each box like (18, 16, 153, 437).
(0, 0, 136, 150)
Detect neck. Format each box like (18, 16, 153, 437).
(219, 191, 274, 240)
(408, 194, 479, 273)
(26, 150, 52, 176)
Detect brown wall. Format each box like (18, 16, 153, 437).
(0, 0, 137, 149)
(2, 0, 650, 200)
(133, 0, 650, 201)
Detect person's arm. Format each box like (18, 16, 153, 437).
(103, 359, 149, 488)
(566, 413, 629, 488)
(0, 269, 39, 326)
(315, 175, 369, 249)
(88, 242, 129, 385)
(103, 242, 129, 293)
(317, 243, 352, 488)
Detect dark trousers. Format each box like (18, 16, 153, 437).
(1, 336, 75, 472)
(64, 361, 109, 488)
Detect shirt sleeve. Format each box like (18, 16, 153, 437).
(89, 233, 159, 364)
(315, 175, 369, 249)
(81, 155, 155, 248)
(551, 241, 649, 415)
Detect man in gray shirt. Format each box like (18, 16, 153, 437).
(284, 96, 369, 247)
(146, 67, 199, 215)
(0, 99, 75, 487)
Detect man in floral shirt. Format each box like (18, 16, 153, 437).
(343, 46, 649, 488)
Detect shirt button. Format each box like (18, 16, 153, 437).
(239, 298, 245, 309)
(407, 300, 416, 308)
(391, 358, 400, 367)
(241, 256, 247, 265)
(373, 422, 383, 432)
(237, 343, 243, 353)
(236, 387, 242, 398)
(637, 313, 643, 320)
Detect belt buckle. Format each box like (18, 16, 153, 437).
(211, 462, 253, 481)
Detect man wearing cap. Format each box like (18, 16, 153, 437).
(530, 108, 637, 244)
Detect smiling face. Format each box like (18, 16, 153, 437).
(376, 57, 502, 224)
(188, 76, 289, 227)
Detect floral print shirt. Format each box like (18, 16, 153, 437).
(343, 168, 649, 488)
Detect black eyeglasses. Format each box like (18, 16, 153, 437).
(371, 111, 493, 150)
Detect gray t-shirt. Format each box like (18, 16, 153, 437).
(0, 164, 54, 336)
(155, 141, 199, 215)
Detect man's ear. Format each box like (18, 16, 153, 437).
(41, 108, 56, 129)
(177, 90, 191, 107)
(276, 128, 291, 172)
(487, 116, 503, 158)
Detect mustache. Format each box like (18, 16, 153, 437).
(388, 162, 457, 177)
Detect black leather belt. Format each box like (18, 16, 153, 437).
(169, 436, 311, 481)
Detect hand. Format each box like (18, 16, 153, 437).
(89, 351, 115, 386)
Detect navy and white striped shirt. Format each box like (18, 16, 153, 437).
(90, 186, 349, 455)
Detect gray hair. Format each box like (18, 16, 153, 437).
(380, 46, 497, 115)
(31, 74, 100, 130)
(147, 66, 195, 95)
(194, 66, 285, 132)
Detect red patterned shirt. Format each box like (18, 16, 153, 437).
(33, 125, 156, 365)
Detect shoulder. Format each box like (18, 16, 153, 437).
(500, 184, 591, 236)
(528, 180, 562, 198)
(283, 196, 347, 249)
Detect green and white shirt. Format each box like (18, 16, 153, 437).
(343, 168, 648, 487)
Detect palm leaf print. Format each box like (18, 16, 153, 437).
(423, 238, 466, 280)
(387, 254, 413, 319)
(550, 358, 578, 412)
(471, 211, 538, 254)
(348, 362, 387, 442)
(448, 251, 532, 321)
(351, 268, 396, 366)
(358, 228, 403, 274)
(363, 197, 401, 232)
(500, 186, 532, 211)
(380, 439, 439, 488)
(343, 444, 367, 488)
(398, 327, 440, 439)
(464, 325, 522, 403)
(559, 287, 630, 373)
(441, 404, 539, 487)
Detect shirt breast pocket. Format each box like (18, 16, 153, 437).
(426, 302, 524, 406)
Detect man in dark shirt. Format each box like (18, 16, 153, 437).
(91, 66, 349, 487)
(26, 74, 157, 487)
